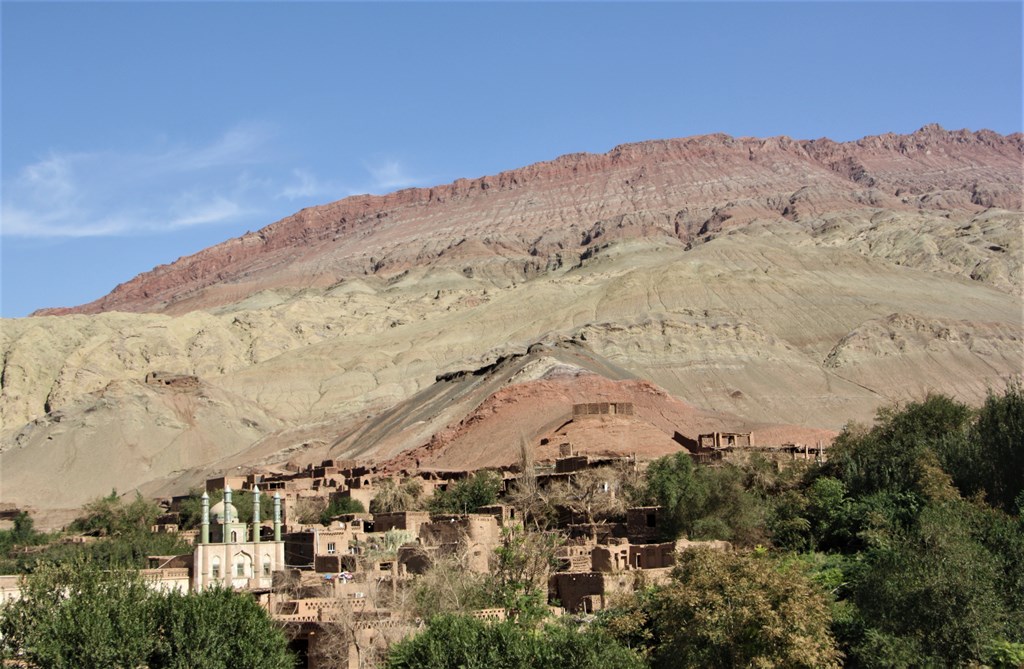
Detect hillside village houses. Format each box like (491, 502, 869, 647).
(2, 402, 826, 668)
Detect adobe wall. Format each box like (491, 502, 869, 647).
(418, 514, 500, 573)
(628, 542, 676, 569)
(572, 402, 634, 417)
(373, 511, 430, 535)
(551, 572, 605, 613)
(626, 506, 662, 543)
(556, 544, 593, 573)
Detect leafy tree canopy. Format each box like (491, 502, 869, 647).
(386, 614, 644, 669)
(429, 471, 502, 514)
(0, 557, 294, 669)
(611, 548, 842, 669)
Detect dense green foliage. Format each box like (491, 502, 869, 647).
(590, 385, 1024, 668)
(0, 493, 190, 574)
(489, 526, 562, 622)
(428, 471, 502, 514)
(386, 614, 644, 669)
(149, 587, 295, 669)
(599, 548, 841, 668)
(319, 496, 366, 525)
(0, 558, 294, 668)
(0, 512, 51, 571)
(643, 451, 767, 544)
(767, 386, 1024, 667)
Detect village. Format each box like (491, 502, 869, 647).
(0, 401, 827, 668)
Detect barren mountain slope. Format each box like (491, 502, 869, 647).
(34, 124, 1022, 316)
(1, 126, 1021, 519)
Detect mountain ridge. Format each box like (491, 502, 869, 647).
(34, 124, 1023, 317)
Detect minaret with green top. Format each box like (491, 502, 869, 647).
(252, 485, 261, 544)
(273, 492, 282, 541)
(200, 491, 210, 545)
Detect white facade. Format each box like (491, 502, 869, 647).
(192, 486, 284, 591)
(192, 540, 284, 590)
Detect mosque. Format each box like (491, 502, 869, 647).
(192, 485, 285, 591)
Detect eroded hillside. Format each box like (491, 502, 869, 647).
(2, 126, 1021, 517)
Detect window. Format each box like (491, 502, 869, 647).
(236, 562, 245, 577)
(230, 530, 238, 543)
(326, 542, 336, 555)
(263, 556, 272, 577)
(211, 557, 221, 579)
(646, 513, 656, 528)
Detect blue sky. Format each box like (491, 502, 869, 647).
(2, 2, 1021, 318)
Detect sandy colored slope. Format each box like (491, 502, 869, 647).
(0, 379, 283, 513)
(3, 226, 1018, 516)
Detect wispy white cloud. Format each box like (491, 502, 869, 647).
(277, 168, 349, 201)
(167, 195, 247, 229)
(1, 124, 429, 239)
(366, 159, 423, 191)
(0, 125, 273, 239)
(161, 121, 273, 172)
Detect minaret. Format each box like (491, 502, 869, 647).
(200, 491, 210, 545)
(223, 485, 233, 524)
(273, 492, 282, 542)
(252, 485, 261, 544)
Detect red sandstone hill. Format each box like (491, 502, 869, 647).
(35, 125, 1023, 316)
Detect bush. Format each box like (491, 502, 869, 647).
(848, 500, 1013, 666)
(428, 471, 502, 514)
(385, 614, 644, 669)
(0, 558, 294, 668)
(370, 478, 425, 513)
(648, 549, 841, 668)
(319, 496, 366, 525)
(644, 453, 766, 545)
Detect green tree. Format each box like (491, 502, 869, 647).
(689, 464, 765, 545)
(5, 493, 190, 573)
(644, 453, 765, 545)
(385, 614, 644, 669)
(149, 587, 294, 669)
(429, 471, 502, 514)
(489, 526, 563, 622)
(847, 500, 1022, 667)
(370, 478, 425, 513)
(0, 558, 295, 668)
(646, 548, 841, 669)
(972, 381, 1024, 513)
(643, 452, 708, 540)
(319, 496, 366, 525)
(0, 557, 158, 668)
(70, 490, 160, 537)
(10, 512, 38, 545)
(828, 394, 973, 502)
